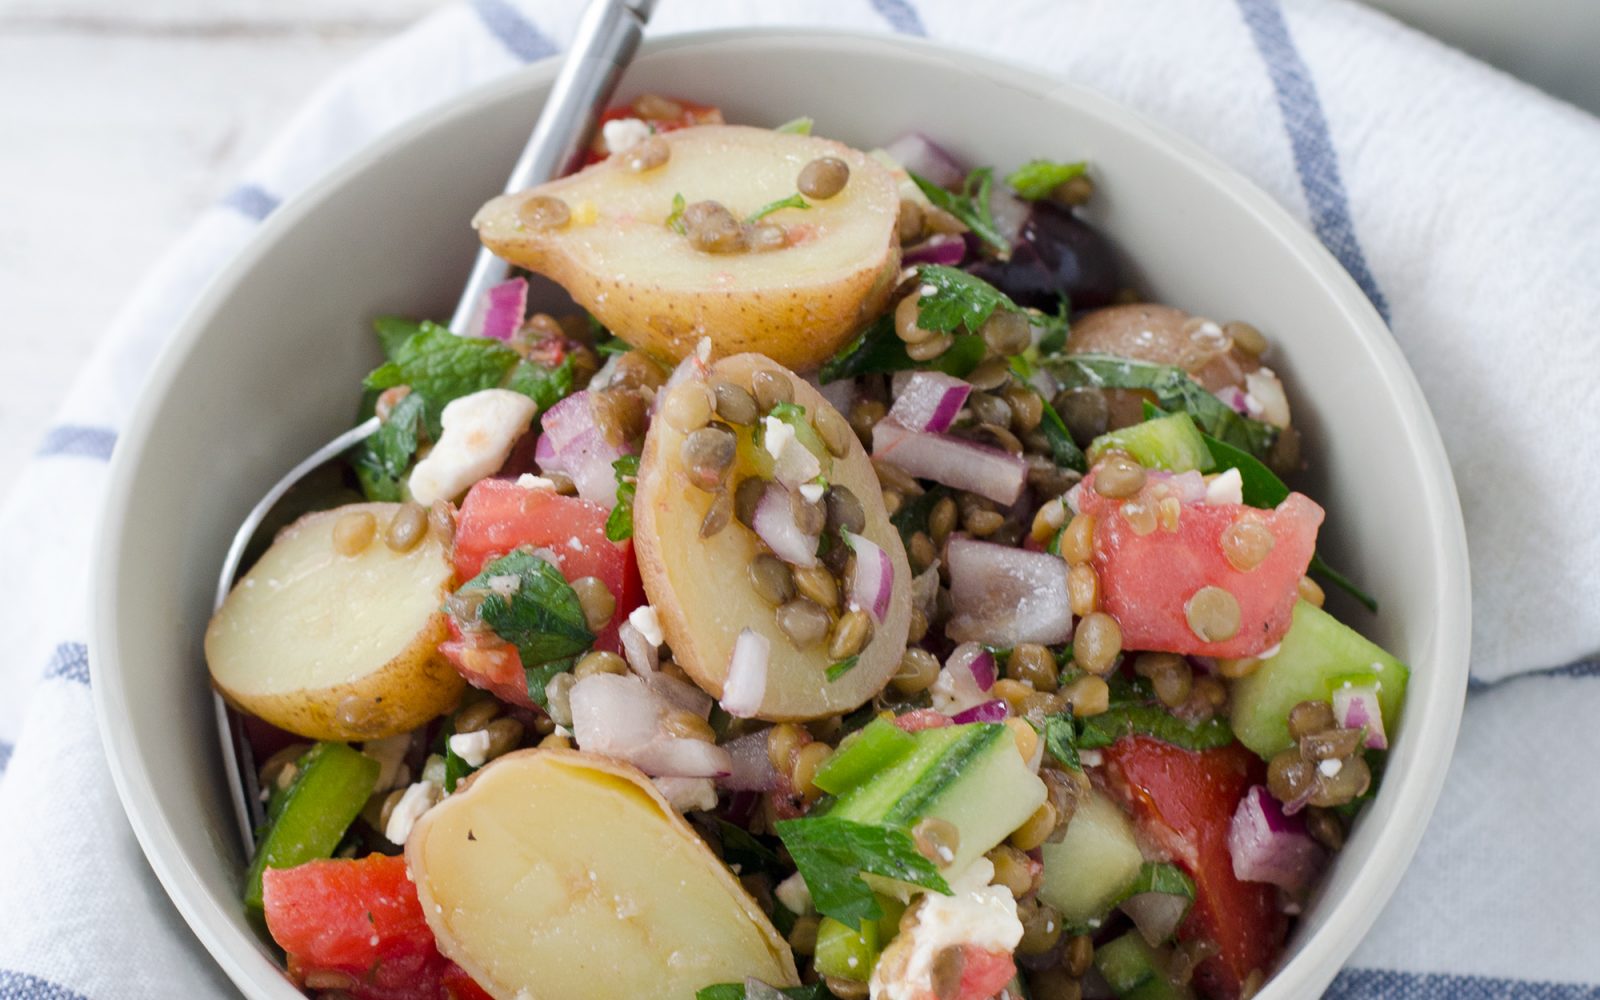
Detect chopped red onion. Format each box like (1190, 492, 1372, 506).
(479, 277, 527, 341)
(570, 673, 731, 778)
(968, 648, 997, 691)
(951, 699, 1008, 724)
(811, 375, 859, 421)
(619, 620, 659, 677)
(721, 629, 770, 718)
(647, 672, 713, 718)
(652, 775, 717, 812)
(763, 415, 823, 489)
(1143, 469, 1207, 505)
(931, 643, 996, 715)
(881, 132, 966, 189)
(872, 418, 1027, 506)
(637, 739, 734, 780)
(1228, 785, 1325, 891)
(945, 537, 1073, 646)
(888, 372, 971, 434)
(989, 186, 1030, 247)
(536, 390, 634, 507)
(844, 531, 895, 622)
(1216, 385, 1253, 416)
(1121, 892, 1191, 948)
(720, 729, 780, 792)
(1333, 683, 1388, 750)
(902, 233, 967, 267)
(752, 482, 819, 567)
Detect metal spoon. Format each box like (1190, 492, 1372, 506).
(215, 0, 658, 855)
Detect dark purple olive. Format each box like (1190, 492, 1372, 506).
(969, 201, 1120, 312)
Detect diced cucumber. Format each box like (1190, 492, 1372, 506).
(1229, 600, 1409, 758)
(1038, 787, 1144, 930)
(1095, 932, 1192, 1000)
(815, 914, 879, 981)
(830, 723, 1046, 876)
(1088, 412, 1215, 473)
(243, 742, 379, 909)
(815, 717, 918, 796)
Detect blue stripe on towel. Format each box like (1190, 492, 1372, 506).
(42, 643, 90, 687)
(35, 425, 116, 461)
(1235, 0, 1391, 324)
(0, 741, 11, 776)
(1468, 656, 1600, 694)
(1326, 968, 1600, 998)
(471, 0, 559, 63)
(218, 183, 280, 222)
(0, 969, 94, 1000)
(870, 0, 927, 36)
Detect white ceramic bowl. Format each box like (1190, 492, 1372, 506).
(92, 28, 1470, 1000)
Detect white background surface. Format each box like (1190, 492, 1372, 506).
(1, 0, 1595, 504)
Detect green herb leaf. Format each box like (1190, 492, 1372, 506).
(456, 550, 594, 707)
(826, 655, 860, 682)
(374, 316, 426, 360)
(1035, 389, 1087, 473)
(1308, 553, 1379, 614)
(890, 485, 951, 550)
(774, 116, 815, 135)
(606, 454, 641, 542)
(507, 355, 575, 413)
(1005, 159, 1088, 201)
(1037, 714, 1082, 771)
(440, 714, 475, 793)
(351, 390, 426, 502)
(818, 314, 986, 383)
(1129, 861, 1195, 901)
(712, 819, 785, 875)
(1077, 702, 1235, 752)
(364, 322, 521, 438)
(1033, 302, 1072, 356)
(696, 983, 834, 1000)
(596, 336, 632, 356)
(666, 192, 688, 234)
(775, 816, 951, 930)
(913, 264, 1021, 334)
(909, 167, 1009, 255)
(1043, 353, 1279, 460)
(747, 192, 810, 224)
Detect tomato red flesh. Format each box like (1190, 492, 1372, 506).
(262, 854, 487, 1000)
(1102, 737, 1285, 1000)
(1079, 472, 1323, 658)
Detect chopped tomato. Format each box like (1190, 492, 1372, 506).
(263, 855, 489, 1000)
(1078, 470, 1323, 658)
(893, 708, 953, 733)
(580, 97, 725, 166)
(953, 945, 1017, 1000)
(1102, 737, 1286, 1000)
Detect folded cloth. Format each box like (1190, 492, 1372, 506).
(2, 0, 1597, 997)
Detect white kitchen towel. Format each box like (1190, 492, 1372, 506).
(2, 0, 1597, 997)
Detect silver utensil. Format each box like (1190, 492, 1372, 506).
(215, 0, 657, 856)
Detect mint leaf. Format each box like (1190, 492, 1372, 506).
(775, 816, 950, 930)
(606, 454, 640, 542)
(825, 655, 860, 682)
(747, 193, 809, 224)
(909, 167, 1009, 255)
(1005, 159, 1087, 201)
(666, 192, 687, 234)
(352, 390, 426, 502)
(507, 355, 575, 413)
(1076, 697, 1235, 752)
(913, 264, 1020, 334)
(374, 316, 426, 360)
(774, 116, 814, 135)
(1129, 861, 1195, 900)
(1037, 714, 1082, 771)
(456, 550, 594, 707)
(364, 322, 520, 438)
(817, 314, 985, 383)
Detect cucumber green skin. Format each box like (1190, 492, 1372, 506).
(831, 723, 1046, 876)
(1037, 787, 1144, 930)
(243, 742, 380, 909)
(1229, 600, 1409, 758)
(1088, 412, 1215, 473)
(1095, 932, 1193, 1000)
(814, 717, 917, 796)
(815, 914, 878, 981)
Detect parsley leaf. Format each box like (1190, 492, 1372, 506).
(665, 192, 688, 234)
(746, 193, 810, 224)
(774, 116, 814, 135)
(351, 390, 426, 502)
(1036, 714, 1082, 771)
(1005, 159, 1087, 201)
(817, 314, 986, 383)
(913, 264, 1021, 334)
(506, 355, 575, 413)
(825, 655, 860, 682)
(775, 816, 950, 930)
(455, 550, 594, 708)
(364, 322, 520, 438)
(606, 454, 640, 542)
(909, 167, 1009, 255)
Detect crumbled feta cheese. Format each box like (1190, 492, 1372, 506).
(384, 779, 443, 845)
(629, 605, 664, 647)
(484, 573, 522, 598)
(1079, 749, 1103, 768)
(408, 389, 537, 505)
(1318, 758, 1344, 778)
(775, 871, 813, 916)
(361, 734, 413, 792)
(420, 752, 448, 786)
(600, 116, 652, 156)
(516, 473, 556, 490)
(799, 481, 826, 503)
(1244, 368, 1291, 429)
(447, 730, 493, 769)
(651, 775, 718, 813)
(870, 859, 1023, 1000)
(763, 416, 797, 462)
(1205, 467, 1244, 506)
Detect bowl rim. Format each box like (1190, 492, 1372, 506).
(91, 25, 1471, 1000)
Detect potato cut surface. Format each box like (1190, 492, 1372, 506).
(407, 750, 796, 999)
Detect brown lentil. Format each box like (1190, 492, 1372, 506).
(700, 489, 733, 538)
(1157, 496, 1183, 533)
(1306, 807, 1346, 850)
(1217, 655, 1264, 679)
(1027, 969, 1083, 1000)
(848, 397, 888, 444)
(332, 510, 377, 557)
(790, 491, 828, 537)
(1010, 802, 1059, 851)
(1030, 498, 1067, 544)
(428, 500, 455, 547)
(734, 476, 766, 526)
(906, 331, 955, 361)
(544, 673, 577, 727)
(814, 405, 853, 458)
(749, 554, 796, 605)
(992, 678, 1035, 713)
(981, 309, 1032, 355)
(517, 194, 570, 230)
(930, 945, 966, 1000)
(987, 845, 1036, 897)
(1267, 748, 1316, 803)
(682, 200, 747, 253)
(545, 471, 578, 495)
(1005, 717, 1041, 764)
(662, 709, 716, 743)
(1288, 699, 1337, 740)
(661, 381, 713, 434)
(1185, 585, 1242, 642)
(881, 488, 904, 516)
(908, 607, 929, 643)
(681, 425, 736, 490)
(1302, 726, 1364, 761)
(748, 368, 791, 412)
(908, 531, 937, 572)
(1073, 612, 1123, 674)
(892, 647, 941, 694)
(776, 598, 831, 648)
(1064, 935, 1096, 977)
(711, 380, 760, 426)
(1054, 387, 1109, 445)
(1023, 690, 1068, 720)
(1008, 644, 1058, 692)
(483, 717, 525, 759)
(825, 485, 867, 536)
(573, 649, 627, 679)
(1017, 899, 1064, 954)
(454, 699, 500, 735)
(1062, 674, 1111, 717)
(1004, 384, 1045, 432)
(787, 914, 820, 954)
(824, 976, 870, 1000)
(1059, 513, 1096, 565)
(384, 502, 428, 552)
(1225, 320, 1269, 356)
(896, 199, 926, 243)
(304, 969, 358, 991)
(1094, 454, 1147, 499)
(797, 156, 850, 199)
(964, 508, 1007, 538)
(1222, 517, 1276, 571)
(790, 742, 832, 800)
(1067, 563, 1100, 617)
(1298, 574, 1326, 607)
(1193, 674, 1228, 712)
(1152, 660, 1194, 708)
(965, 391, 1009, 428)
(766, 722, 808, 773)
(570, 576, 617, 632)
(912, 816, 962, 866)
(1309, 754, 1372, 807)
(928, 496, 959, 546)
(625, 135, 669, 172)
(974, 421, 1024, 456)
(967, 357, 1012, 392)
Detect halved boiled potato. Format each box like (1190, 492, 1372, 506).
(473, 125, 901, 371)
(407, 749, 797, 999)
(205, 502, 463, 740)
(634, 355, 912, 720)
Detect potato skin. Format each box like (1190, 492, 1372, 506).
(473, 125, 902, 372)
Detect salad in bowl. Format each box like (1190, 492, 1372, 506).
(205, 93, 1408, 1000)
